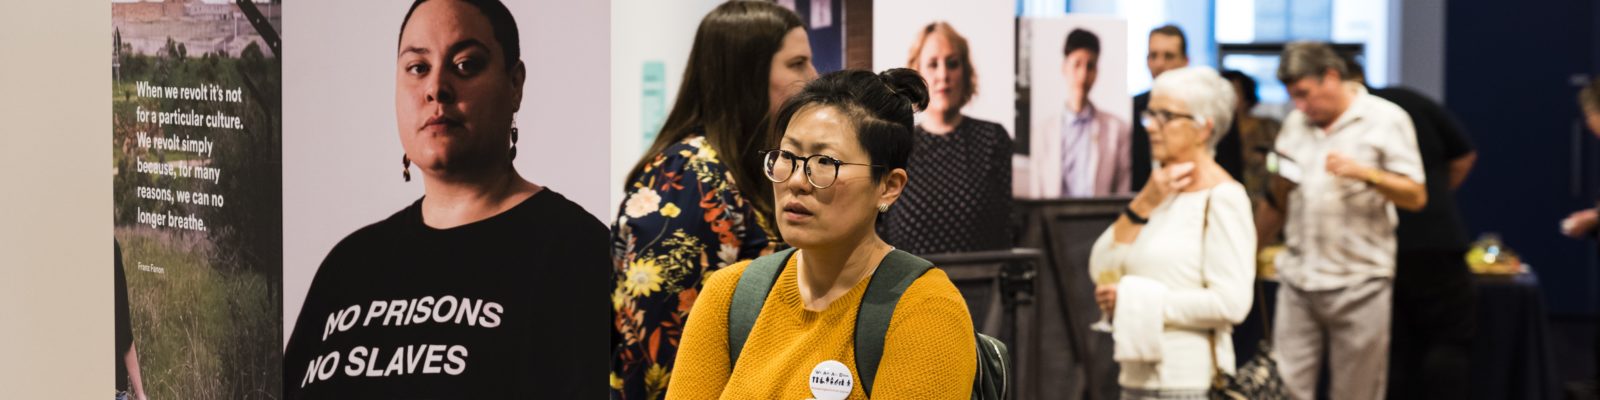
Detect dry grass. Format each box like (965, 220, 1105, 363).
(118, 227, 281, 399)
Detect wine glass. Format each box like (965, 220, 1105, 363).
(1089, 268, 1122, 333)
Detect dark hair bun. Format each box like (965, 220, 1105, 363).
(878, 68, 929, 113)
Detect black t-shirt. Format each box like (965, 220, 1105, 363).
(283, 189, 609, 399)
(115, 240, 132, 392)
(1371, 86, 1475, 252)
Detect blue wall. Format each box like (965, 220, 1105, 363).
(1446, 0, 1600, 315)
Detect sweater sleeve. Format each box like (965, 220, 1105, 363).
(663, 261, 748, 400)
(1163, 185, 1257, 328)
(1089, 225, 1129, 283)
(872, 268, 977, 399)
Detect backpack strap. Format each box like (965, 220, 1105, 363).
(855, 249, 934, 397)
(728, 247, 798, 369)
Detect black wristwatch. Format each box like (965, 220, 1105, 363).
(1123, 205, 1149, 225)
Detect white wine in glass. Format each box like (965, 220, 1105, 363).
(1089, 269, 1122, 333)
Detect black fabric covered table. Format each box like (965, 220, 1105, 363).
(1231, 274, 1556, 400)
(1469, 273, 1559, 400)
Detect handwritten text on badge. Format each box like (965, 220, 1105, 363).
(808, 360, 853, 400)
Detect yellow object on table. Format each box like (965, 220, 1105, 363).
(1466, 233, 1525, 275)
(1257, 245, 1284, 281)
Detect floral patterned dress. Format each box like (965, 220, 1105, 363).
(610, 134, 779, 400)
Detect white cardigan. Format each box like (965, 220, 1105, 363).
(1089, 182, 1257, 390)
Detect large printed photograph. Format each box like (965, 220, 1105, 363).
(112, 1, 282, 398)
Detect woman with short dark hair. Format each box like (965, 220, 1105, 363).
(668, 69, 976, 399)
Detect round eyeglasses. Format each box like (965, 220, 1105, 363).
(761, 149, 884, 189)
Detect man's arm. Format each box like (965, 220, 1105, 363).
(1326, 152, 1428, 211)
(1368, 168, 1428, 211)
(1448, 152, 1476, 190)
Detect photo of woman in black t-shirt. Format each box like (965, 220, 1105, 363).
(282, 1, 608, 398)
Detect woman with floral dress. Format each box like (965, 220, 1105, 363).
(608, 2, 817, 399)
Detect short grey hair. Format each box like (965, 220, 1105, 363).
(1277, 41, 1347, 84)
(1151, 66, 1236, 153)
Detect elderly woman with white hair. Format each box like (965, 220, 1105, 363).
(1088, 66, 1257, 399)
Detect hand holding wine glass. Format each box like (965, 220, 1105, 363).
(1090, 269, 1122, 332)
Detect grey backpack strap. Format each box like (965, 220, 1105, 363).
(855, 249, 934, 397)
(727, 247, 798, 369)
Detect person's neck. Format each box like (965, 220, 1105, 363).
(1317, 88, 1358, 131)
(419, 166, 541, 229)
(795, 231, 893, 311)
(1164, 150, 1224, 192)
(921, 108, 964, 135)
(1067, 95, 1089, 114)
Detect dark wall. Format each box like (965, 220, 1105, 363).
(1445, 0, 1600, 315)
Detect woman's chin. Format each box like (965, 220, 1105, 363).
(411, 142, 474, 167)
(408, 152, 466, 175)
(776, 226, 820, 250)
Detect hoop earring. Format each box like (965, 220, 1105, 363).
(877, 203, 889, 213)
(402, 154, 411, 182)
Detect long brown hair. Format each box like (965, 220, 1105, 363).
(624, 1, 802, 225)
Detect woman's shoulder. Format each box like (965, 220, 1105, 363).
(958, 116, 1011, 138)
(1200, 180, 1251, 214)
(899, 267, 970, 315)
(700, 259, 754, 299)
(666, 135, 726, 166)
(634, 134, 731, 184)
(313, 203, 418, 280)
(516, 189, 609, 237)
(337, 199, 422, 248)
(958, 115, 1001, 131)
(950, 117, 1015, 156)
(885, 267, 975, 345)
(1209, 180, 1249, 202)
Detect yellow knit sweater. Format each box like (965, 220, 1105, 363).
(665, 255, 976, 400)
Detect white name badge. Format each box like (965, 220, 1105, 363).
(808, 360, 853, 400)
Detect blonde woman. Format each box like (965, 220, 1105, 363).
(883, 21, 1014, 255)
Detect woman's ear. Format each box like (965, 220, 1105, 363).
(878, 168, 908, 209)
(510, 60, 526, 112)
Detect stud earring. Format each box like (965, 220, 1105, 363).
(877, 203, 889, 213)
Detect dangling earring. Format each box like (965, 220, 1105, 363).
(508, 114, 519, 162)
(402, 154, 411, 182)
(877, 203, 890, 213)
